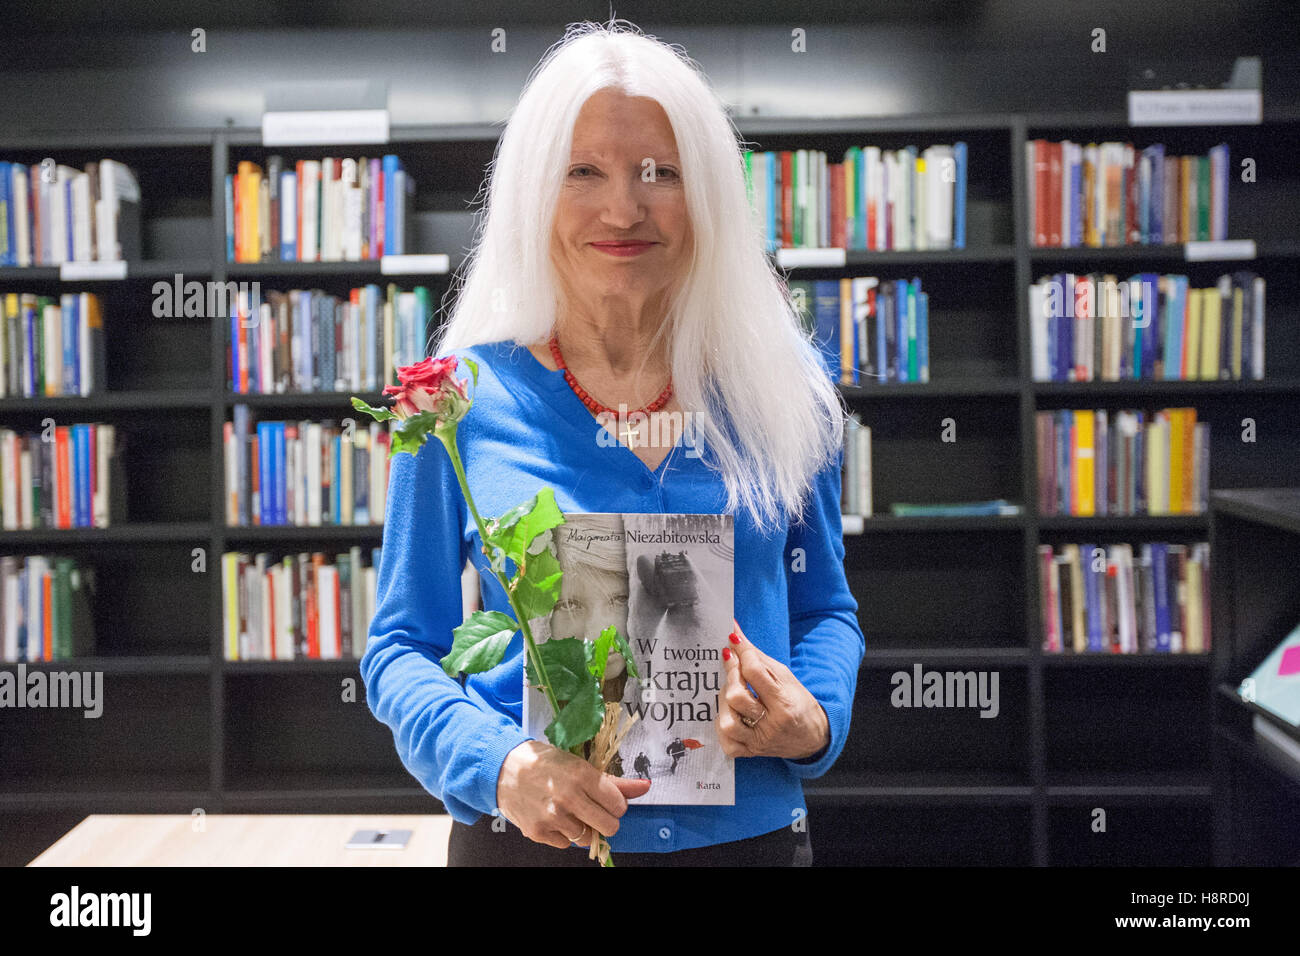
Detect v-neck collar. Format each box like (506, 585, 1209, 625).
(489, 339, 685, 480)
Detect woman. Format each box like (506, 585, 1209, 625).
(362, 19, 865, 866)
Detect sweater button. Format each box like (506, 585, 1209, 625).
(658, 826, 672, 841)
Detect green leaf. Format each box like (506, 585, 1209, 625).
(351, 396, 397, 422)
(389, 411, 441, 457)
(525, 637, 588, 701)
(588, 626, 616, 680)
(463, 356, 479, 390)
(485, 488, 566, 569)
(544, 674, 605, 750)
(440, 610, 518, 677)
(511, 546, 564, 621)
(609, 625, 639, 681)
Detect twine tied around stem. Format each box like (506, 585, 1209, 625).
(584, 702, 641, 865)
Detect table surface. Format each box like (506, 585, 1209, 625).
(27, 814, 454, 866)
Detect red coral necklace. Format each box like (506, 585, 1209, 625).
(548, 333, 674, 421)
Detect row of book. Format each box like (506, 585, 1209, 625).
(1029, 271, 1265, 383)
(2, 292, 108, 398)
(1027, 140, 1228, 248)
(228, 284, 433, 394)
(0, 158, 141, 266)
(226, 155, 415, 263)
(1037, 407, 1207, 517)
(841, 413, 872, 516)
(225, 408, 392, 527)
(0, 555, 96, 662)
(790, 277, 929, 386)
(221, 548, 378, 660)
(1039, 541, 1210, 653)
(743, 144, 967, 252)
(0, 424, 123, 530)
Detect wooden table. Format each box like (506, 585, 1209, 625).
(27, 815, 453, 866)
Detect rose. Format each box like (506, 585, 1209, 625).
(354, 355, 479, 459)
(396, 355, 465, 393)
(381, 356, 472, 424)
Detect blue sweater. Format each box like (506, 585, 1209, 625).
(361, 340, 865, 852)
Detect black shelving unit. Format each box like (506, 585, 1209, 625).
(2, 108, 1297, 865)
(1209, 488, 1300, 865)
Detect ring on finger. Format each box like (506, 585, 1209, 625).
(740, 707, 767, 728)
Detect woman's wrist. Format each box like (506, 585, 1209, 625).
(792, 704, 831, 763)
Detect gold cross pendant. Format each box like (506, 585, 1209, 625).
(619, 419, 642, 446)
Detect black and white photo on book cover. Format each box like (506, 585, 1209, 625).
(524, 512, 736, 805)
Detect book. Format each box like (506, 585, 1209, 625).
(523, 512, 736, 805)
(1241, 618, 1300, 731)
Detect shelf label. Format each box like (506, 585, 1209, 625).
(59, 260, 128, 280)
(262, 109, 390, 146)
(776, 247, 847, 269)
(1185, 240, 1256, 262)
(380, 254, 450, 275)
(841, 514, 865, 535)
(1128, 89, 1261, 126)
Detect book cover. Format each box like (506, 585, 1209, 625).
(523, 512, 736, 805)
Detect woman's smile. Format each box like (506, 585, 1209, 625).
(590, 240, 657, 257)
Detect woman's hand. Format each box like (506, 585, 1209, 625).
(716, 620, 831, 761)
(496, 740, 652, 849)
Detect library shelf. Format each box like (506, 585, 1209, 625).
(4, 108, 1298, 867)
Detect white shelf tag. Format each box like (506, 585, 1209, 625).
(262, 109, 390, 146)
(59, 260, 128, 280)
(777, 247, 847, 269)
(380, 254, 450, 275)
(1185, 240, 1256, 262)
(1128, 89, 1261, 126)
(841, 514, 865, 535)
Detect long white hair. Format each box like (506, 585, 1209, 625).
(433, 18, 845, 534)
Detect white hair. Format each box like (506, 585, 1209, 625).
(433, 18, 846, 534)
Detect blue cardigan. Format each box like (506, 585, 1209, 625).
(361, 340, 865, 852)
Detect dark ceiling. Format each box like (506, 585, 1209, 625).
(5, 0, 1297, 47)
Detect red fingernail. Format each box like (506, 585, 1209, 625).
(722, 647, 731, 661)
(729, 633, 740, 644)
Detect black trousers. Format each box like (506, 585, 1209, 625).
(447, 814, 813, 867)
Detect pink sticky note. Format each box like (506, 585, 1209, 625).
(1278, 645, 1300, 676)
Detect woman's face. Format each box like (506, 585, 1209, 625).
(551, 88, 693, 315)
(549, 563, 631, 675)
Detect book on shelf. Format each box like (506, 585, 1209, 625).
(1039, 540, 1210, 653)
(2, 292, 108, 398)
(0, 554, 97, 662)
(225, 407, 391, 527)
(842, 412, 872, 517)
(227, 283, 431, 394)
(1028, 140, 1227, 248)
(523, 512, 735, 805)
(1037, 406, 1207, 516)
(1029, 271, 1264, 382)
(221, 546, 379, 660)
(790, 276, 928, 385)
(743, 142, 966, 252)
(0, 423, 124, 530)
(1239, 618, 1300, 734)
(0, 157, 140, 266)
(226, 153, 414, 263)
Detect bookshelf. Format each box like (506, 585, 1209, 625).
(2, 108, 1298, 866)
(1208, 488, 1300, 866)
